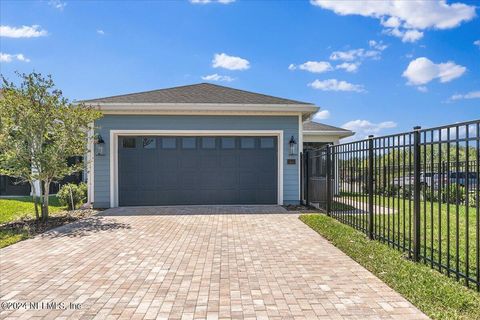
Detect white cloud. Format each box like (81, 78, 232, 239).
(368, 40, 388, 51)
(289, 61, 333, 73)
(381, 16, 401, 28)
(402, 57, 466, 86)
(48, 0, 67, 10)
(384, 27, 424, 42)
(0, 52, 30, 63)
(312, 110, 331, 121)
(417, 86, 428, 93)
(190, 0, 235, 4)
(402, 29, 424, 42)
(0, 25, 47, 38)
(342, 119, 397, 140)
(212, 53, 250, 70)
(309, 79, 365, 93)
(330, 47, 382, 61)
(449, 90, 480, 101)
(335, 62, 359, 73)
(327, 40, 385, 72)
(97, 30, 105, 35)
(311, 0, 476, 43)
(201, 73, 235, 82)
(474, 40, 480, 48)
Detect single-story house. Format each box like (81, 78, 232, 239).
(81, 83, 352, 207)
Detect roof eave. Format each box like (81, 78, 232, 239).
(83, 102, 319, 117)
(303, 130, 355, 138)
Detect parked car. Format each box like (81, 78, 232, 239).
(449, 172, 478, 188)
(392, 171, 478, 189)
(392, 172, 438, 188)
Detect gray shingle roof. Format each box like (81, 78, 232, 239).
(83, 83, 313, 105)
(303, 121, 351, 132)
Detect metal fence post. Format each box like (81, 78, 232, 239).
(326, 145, 332, 216)
(368, 135, 374, 240)
(305, 150, 309, 206)
(300, 152, 304, 204)
(413, 126, 422, 262)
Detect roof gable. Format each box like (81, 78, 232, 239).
(83, 83, 312, 105)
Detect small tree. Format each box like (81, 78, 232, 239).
(0, 72, 102, 220)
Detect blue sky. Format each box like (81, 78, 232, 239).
(1, 0, 479, 139)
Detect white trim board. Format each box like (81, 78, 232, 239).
(303, 130, 354, 137)
(298, 115, 303, 201)
(108, 130, 284, 208)
(88, 103, 319, 120)
(87, 124, 95, 204)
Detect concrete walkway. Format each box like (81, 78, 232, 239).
(0, 206, 427, 319)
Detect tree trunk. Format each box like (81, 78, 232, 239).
(30, 182, 39, 221)
(41, 180, 50, 221)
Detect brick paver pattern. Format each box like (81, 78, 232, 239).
(0, 206, 428, 319)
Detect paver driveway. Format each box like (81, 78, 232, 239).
(0, 206, 427, 319)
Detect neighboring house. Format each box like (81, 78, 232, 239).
(83, 83, 353, 208)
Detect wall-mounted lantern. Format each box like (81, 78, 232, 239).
(289, 135, 297, 155)
(94, 134, 105, 156)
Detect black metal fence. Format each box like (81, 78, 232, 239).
(302, 119, 480, 291)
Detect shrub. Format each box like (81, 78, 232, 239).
(384, 184, 401, 196)
(401, 185, 414, 199)
(57, 183, 88, 210)
(441, 184, 466, 205)
(423, 188, 439, 202)
(467, 191, 478, 208)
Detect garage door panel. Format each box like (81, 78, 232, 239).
(238, 188, 256, 203)
(199, 171, 222, 187)
(157, 190, 178, 204)
(118, 135, 277, 206)
(199, 154, 220, 168)
(159, 171, 178, 186)
(178, 171, 199, 189)
(219, 154, 237, 168)
(239, 172, 257, 187)
(215, 171, 238, 186)
(179, 156, 198, 169)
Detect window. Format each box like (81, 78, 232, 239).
(221, 137, 235, 149)
(162, 137, 176, 149)
(143, 137, 156, 149)
(123, 137, 136, 149)
(260, 137, 274, 149)
(240, 137, 255, 149)
(202, 137, 216, 149)
(182, 137, 196, 149)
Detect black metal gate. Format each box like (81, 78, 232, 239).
(301, 119, 480, 291)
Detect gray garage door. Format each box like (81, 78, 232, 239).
(118, 136, 278, 206)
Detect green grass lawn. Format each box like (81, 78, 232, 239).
(300, 214, 480, 320)
(0, 196, 65, 248)
(0, 196, 64, 224)
(331, 193, 479, 287)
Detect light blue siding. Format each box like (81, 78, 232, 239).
(93, 115, 299, 208)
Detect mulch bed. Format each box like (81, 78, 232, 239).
(282, 204, 323, 213)
(0, 209, 99, 237)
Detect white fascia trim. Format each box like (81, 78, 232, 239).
(91, 103, 319, 116)
(303, 130, 354, 137)
(109, 130, 284, 208)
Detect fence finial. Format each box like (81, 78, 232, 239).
(368, 135, 374, 138)
(413, 126, 421, 130)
